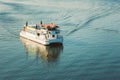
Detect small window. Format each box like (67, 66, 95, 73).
(37, 33, 40, 36)
(52, 35, 55, 37)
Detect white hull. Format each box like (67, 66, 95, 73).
(20, 31, 63, 45)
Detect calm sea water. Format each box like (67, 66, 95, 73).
(0, 0, 120, 80)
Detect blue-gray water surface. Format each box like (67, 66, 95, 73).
(0, 0, 120, 80)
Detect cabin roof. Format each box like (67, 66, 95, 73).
(25, 23, 59, 31)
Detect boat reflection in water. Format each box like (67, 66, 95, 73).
(20, 37, 63, 62)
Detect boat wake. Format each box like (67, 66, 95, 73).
(95, 28, 119, 33)
(66, 9, 119, 36)
(65, 1, 120, 36)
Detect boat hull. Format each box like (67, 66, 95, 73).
(20, 31, 63, 45)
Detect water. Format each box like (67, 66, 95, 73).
(0, 0, 120, 80)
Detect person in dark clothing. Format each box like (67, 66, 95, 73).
(41, 21, 42, 25)
(26, 21, 28, 26)
(36, 24, 38, 29)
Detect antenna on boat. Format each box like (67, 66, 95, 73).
(40, 21, 43, 27)
(26, 21, 28, 26)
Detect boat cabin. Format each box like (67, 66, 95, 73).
(24, 22, 60, 40)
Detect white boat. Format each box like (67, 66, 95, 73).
(20, 21, 63, 45)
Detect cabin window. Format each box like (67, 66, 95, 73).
(37, 33, 40, 36)
(52, 35, 55, 37)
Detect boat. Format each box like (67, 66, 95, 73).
(20, 21, 63, 45)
